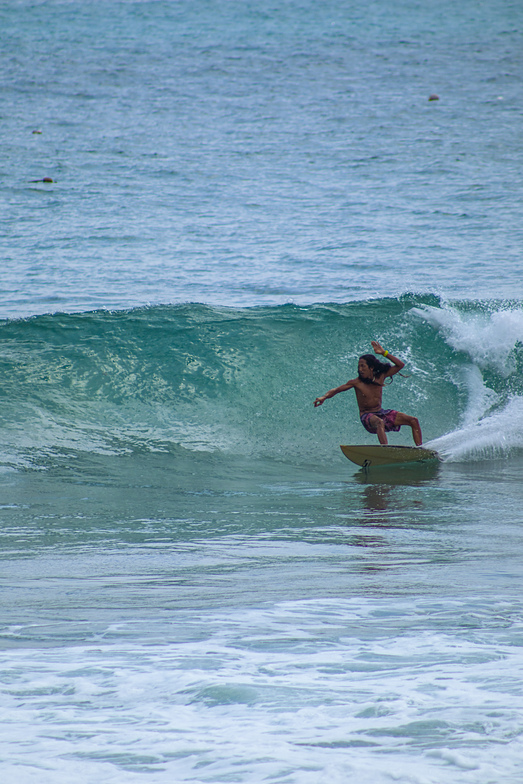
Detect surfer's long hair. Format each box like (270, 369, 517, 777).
(359, 354, 394, 384)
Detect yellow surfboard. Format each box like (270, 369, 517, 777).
(340, 444, 440, 467)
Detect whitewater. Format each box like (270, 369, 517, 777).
(1, 1, 523, 783)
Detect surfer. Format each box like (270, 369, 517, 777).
(314, 341, 423, 446)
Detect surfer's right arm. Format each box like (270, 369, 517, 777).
(314, 380, 356, 407)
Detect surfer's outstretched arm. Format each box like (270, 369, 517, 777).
(314, 380, 356, 407)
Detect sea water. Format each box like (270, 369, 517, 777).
(1, 1, 523, 782)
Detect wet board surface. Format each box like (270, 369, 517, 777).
(340, 444, 440, 467)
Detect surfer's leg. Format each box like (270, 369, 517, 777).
(393, 412, 422, 446)
(368, 414, 388, 445)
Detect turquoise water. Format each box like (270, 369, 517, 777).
(1, 1, 523, 782)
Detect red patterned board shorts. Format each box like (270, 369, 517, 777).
(360, 409, 400, 434)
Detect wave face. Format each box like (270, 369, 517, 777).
(1, 295, 522, 470)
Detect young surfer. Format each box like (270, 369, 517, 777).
(314, 341, 422, 446)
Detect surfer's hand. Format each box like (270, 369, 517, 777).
(314, 397, 325, 407)
(371, 340, 384, 355)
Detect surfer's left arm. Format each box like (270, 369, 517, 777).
(314, 379, 356, 407)
(371, 341, 405, 377)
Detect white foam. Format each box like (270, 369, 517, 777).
(2, 597, 523, 784)
(413, 303, 523, 460)
(426, 395, 523, 461)
(412, 303, 523, 375)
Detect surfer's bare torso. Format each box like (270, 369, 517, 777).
(351, 374, 387, 414)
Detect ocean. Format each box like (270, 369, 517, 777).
(1, 1, 523, 782)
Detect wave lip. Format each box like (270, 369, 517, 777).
(411, 302, 523, 376)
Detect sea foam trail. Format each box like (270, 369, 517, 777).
(412, 302, 523, 461)
(426, 396, 523, 461)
